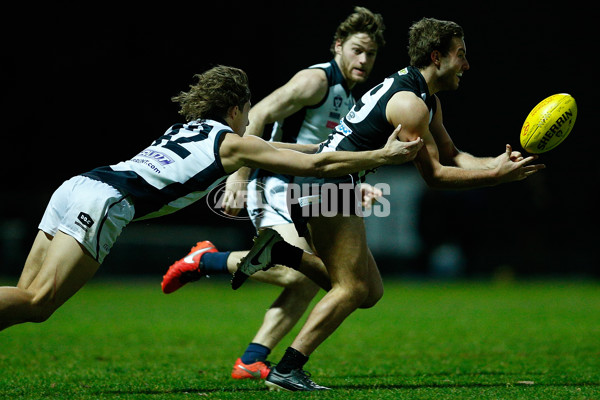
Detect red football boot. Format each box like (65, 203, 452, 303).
(161, 241, 217, 294)
(231, 357, 271, 380)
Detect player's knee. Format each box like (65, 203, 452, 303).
(359, 285, 384, 309)
(343, 281, 371, 307)
(28, 292, 58, 323)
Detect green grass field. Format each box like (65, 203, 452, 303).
(1, 277, 598, 399)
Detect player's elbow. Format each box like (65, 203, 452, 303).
(416, 163, 443, 189)
(422, 173, 444, 189)
(306, 162, 328, 178)
(420, 176, 437, 189)
(309, 158, 344, 178)
(290, 155, 327, 178)
(294, 153, 352, 178)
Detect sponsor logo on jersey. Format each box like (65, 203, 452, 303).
(335, 120, 352, 136)
(137, 149, 174, 165)
(333, 95, 343, 109)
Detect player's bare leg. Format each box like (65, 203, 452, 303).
(361, 248, 384, 309)
(16, 231, 52, 288)
(231, 223, 321, 379)
(226, 227, 330, 290)
(0, 230, 99, 331)
(244, 224, 321, 349)
(264, 214, 380, 390)
(288, 214, 378, 356)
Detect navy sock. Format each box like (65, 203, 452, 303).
(275, 347, 309, 373)
(201, 251, 231, 274)
(241, 342, 271, 364)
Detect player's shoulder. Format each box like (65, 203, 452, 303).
(386, 91, 431, 128)
(220, 132, 265, 152)
(292, 67, 328, 88)
(217, 131, 245, 165)
(389, 91, 429, 112)
(284, 67, 329, 105)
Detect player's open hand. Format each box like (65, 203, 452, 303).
(493, 146, 524, 164)
(496, 144, 546, 183)
(221, 170, 249, 216)
(360, 183, 383, 208)
(384, 124, 423, 165)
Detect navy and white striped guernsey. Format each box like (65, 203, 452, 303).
(268, 59, 355, 145)
(253, 60, 355, 184)
(82, 119, 231, 220)
(321, 66, 438, 156)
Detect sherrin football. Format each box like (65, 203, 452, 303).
(520, 93, 577, 153)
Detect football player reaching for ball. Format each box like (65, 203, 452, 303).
(160, 6, 386, 382)
(0, 65, 421, 334)
(229, 17, 545, 392)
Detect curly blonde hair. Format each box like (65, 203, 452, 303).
(172, 65, 251, 121)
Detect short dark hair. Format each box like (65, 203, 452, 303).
(172, 65, 251, 121)
(408, 18, 464, 69)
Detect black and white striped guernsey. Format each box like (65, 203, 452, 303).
(320, 66, 437, 155)
(82, 119, 231, 220)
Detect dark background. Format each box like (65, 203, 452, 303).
(0, 1, 596, 279)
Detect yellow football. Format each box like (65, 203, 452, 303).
(520, 93, 577, 153)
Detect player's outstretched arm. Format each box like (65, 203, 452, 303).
(388, 94, 545, 188)
(219, 124, 422, 178)
(268, 141, 320, 154)
(218, 139, 321, 216)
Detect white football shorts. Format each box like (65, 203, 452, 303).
(38, 175, 135, 263)
(246, 174, 293, 230)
